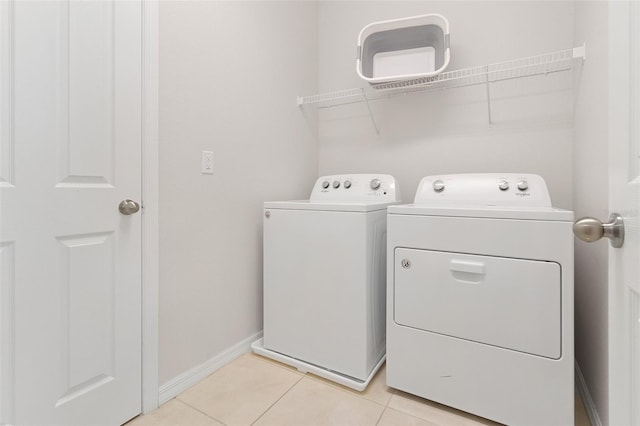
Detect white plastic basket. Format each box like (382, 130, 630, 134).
(356, 14, 450, 89)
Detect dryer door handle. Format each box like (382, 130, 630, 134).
(449, 260, 485, 275)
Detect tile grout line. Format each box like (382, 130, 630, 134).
(174, 397, 230, 426)
(249, 373, 306, 426)
(173, 355, 304, 426)
(248, 354, 397, 424)
(385, 387, 396, 408)
(374, 405, 387, 426)
(252, 353, 393, 408)
(382, 405, 443, 426)
(379, 385, 406, 425)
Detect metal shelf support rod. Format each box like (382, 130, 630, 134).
(485, 65, 492, 126)
(361, 89, 380, 135)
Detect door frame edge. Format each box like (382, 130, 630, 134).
(141, 0, 159, 415)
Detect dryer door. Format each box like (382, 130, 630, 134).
(394, 248, 561, 359)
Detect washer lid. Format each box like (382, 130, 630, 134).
(264, 200, 400, 212)
(388, 204, 574, 221)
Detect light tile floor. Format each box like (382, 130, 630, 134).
(128, 353, 591, 426)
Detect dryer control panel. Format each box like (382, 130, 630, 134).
(310, 174, 401, 202)
(414, 173, 552, 207)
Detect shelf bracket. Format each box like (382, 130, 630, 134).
(485, 66, 493, 126)
(573, 43, 586, 61)
(361, 89, 380, 135)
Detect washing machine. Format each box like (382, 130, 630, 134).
(386, 173, 574, 425)
(252, 174, 401, 391)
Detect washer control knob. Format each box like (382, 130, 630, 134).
(344, 180, 352, 189)
(370, 179, 381, 190)
(498, 180, 510, 191)
(432, 180, 445, 193)
(332, 180, 340, 189)
(321, 181, 330, 189)
(517, 180, 529, 191)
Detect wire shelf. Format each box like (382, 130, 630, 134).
(297, 45, 585, 109)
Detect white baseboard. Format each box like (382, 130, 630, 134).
(159, 331, 263, 405)
(575, 360, 603, 426)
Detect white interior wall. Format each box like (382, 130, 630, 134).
(159, 1, 319, 384)
(318, 1, 574, 208)
(573, 1, 609, 423)
(158, 5, 610, 420)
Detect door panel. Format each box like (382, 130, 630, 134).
(0, 1, 142, 424)
(0, 242, 14, 422)
(633, 294, 640, 426)
(56, 232, 115, 406)
(0, 0, 16, 421)
(609, 1, 640, 424)
(65, 1, 115, 184)
(0, 0, 13, 188)
(394, 248, 561, 359)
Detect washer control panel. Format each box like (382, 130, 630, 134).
(414, 173, 552, 207)
(310, 174, 401, 202)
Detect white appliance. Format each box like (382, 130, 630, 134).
(386, 173, 574, 425)
(252, 174, 401, 391)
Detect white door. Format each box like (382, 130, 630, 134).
(608, 1, 640, 424)
(0, 1, 143, 425)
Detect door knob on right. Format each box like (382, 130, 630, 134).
(573, 213, 624, 248)
(119, 199, 141, 215)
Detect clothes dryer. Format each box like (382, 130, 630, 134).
(386, 173, 573, 425)
(253, 174, 401, 390)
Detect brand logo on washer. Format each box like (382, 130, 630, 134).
(401, 259, 411, 269)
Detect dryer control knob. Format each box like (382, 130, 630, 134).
(498, 180, 510, 191)
(333, 180, 341, 189)
(370, 179, 381, 190)
(344, 180, 352, 189)
(517, 180, 529, 191)
(432, 180, 445, 193)
(322, 181, 330, 189)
